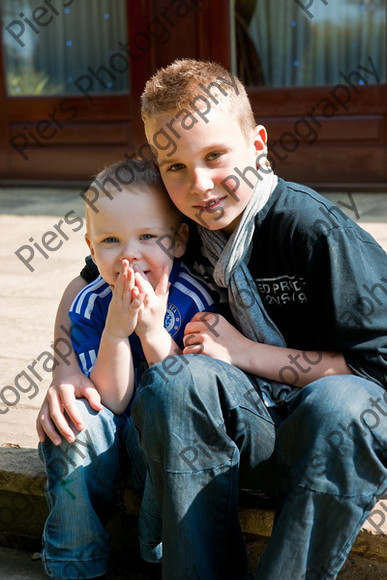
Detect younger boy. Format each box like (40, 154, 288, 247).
(70, 159, 217, 413)
(38, 159, 218, 579)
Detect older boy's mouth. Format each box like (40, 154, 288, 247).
(193, 197, 226, 211)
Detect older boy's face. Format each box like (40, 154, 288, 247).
(85, 186, 186, 289)
(145, 105, 266, 235)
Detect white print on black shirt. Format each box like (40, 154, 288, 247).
(256, 275, 307, 306)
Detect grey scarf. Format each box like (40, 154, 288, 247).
(198, 167, 298, 405)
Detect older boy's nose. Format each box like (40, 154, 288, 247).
(191, 167, 214, 194)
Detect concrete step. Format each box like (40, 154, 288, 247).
(1, 448, 386, 567)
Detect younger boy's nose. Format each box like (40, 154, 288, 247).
(120, 242, 140, 262)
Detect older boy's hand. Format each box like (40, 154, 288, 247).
(183, 312, 250, 367)
(36, 373, 102, 446)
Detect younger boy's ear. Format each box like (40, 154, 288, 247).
(173, 222, 189, 258)
(85, 233, 97, 264)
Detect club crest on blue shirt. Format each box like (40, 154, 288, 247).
(164, 303, 182, 337)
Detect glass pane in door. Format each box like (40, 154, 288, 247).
(2, 0, 129, 96)
(233, 0, 386, 87)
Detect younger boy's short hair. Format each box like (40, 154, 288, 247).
(141, 58, 256, 138)
(93, 158, 164, 195)
(84, 158, 182, 230)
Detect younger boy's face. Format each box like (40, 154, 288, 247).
(85, 186, 187, 289)
(145, 105, 266, 235)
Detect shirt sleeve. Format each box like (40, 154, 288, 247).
(69, 309, 101, 376)
(167, 265, 221, 349)
(306, 224, 387, 388)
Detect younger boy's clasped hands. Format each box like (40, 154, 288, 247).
(105, 258, 170, 343)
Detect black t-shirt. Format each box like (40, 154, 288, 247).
(246, 179, 386, 388)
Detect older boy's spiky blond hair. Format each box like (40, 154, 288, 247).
(141, 58, 256, 138)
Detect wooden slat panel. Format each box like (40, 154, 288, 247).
(263, 116, 383, 144)
(9, 122, 132, 147)
(9, 146, 138, 181)
(271, 144, 386, 187)
(249, 85, 386, 117)
(7, 95, 131, 121)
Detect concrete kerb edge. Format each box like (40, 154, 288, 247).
(0, 448, 386, 561)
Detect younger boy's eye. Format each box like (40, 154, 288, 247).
(139, 234, 155, 241)
(103, 237, 118, 243)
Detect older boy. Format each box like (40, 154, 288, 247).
(38, 159, 218, 579)
(38, 60, 386, 579)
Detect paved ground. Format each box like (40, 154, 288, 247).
(0, 187, 86, 448)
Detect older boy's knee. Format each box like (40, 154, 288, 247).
(300, 375, 377, 416)
(299, 376, 386, 453)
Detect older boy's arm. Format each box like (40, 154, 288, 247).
(183, 313, 352, 387)
(36, 276, 103, 446)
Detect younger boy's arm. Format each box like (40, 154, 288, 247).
(183, 313, 352, 387)
(36, 275, 103, 446)
(89, 263, 143, 414)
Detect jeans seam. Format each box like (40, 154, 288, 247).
(279, 450, 387, 499)
(164, 459, 235, 475)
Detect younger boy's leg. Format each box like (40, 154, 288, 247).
(131, 354, 278, 580)
(255, 375, 387, 580)
(39, 399, 143, 580)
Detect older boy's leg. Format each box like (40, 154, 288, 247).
(132, 354, 277, 580)
(255, 375, 387, 580)
(39, 399, 141, 580)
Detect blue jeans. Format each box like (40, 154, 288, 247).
(131, 355, 387, 580)
(39, 399, 161, 579)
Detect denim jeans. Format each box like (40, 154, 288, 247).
(39, 399, 161, 579)
(131, 354, 387, 580)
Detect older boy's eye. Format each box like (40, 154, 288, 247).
(139, 234, 154, 241)
(168, 163, 185, 172)
(103, 237, 118, 243)
(207, 152, 222, 161)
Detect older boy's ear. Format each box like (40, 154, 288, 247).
(253, 125, 267, 151)
(253, 125, 269, 166)
(173, 222, 189, 258)
(85, 233, 97, 263)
